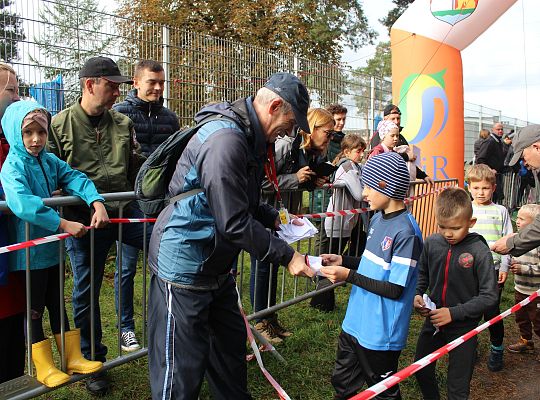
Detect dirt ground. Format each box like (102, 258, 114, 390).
(470, 321, 540, 400)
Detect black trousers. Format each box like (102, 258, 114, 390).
(30, 265, 70, 344)
(0, 312, 25, 383)
(148, 273, 252, 400)
(415, 321, 477, 400)
(331, 331, 401, 400)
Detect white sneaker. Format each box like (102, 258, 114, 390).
(121, 331, 141, 352)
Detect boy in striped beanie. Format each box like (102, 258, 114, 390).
(321, 152, 423, 399)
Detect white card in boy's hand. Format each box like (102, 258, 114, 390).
(422, 294, 439, 335)
(306, 255, 324, 276)
(422, 294, 436, 311)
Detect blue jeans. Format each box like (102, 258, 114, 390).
(249, 256, 278, 322)
(115, 243, 138, 333)
(66, 205, 152, 361)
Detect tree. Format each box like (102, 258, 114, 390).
(380, 0, 415, 35)
(29, 0, 114, 106)
(116, 0, 377, 64)
(362, 41, 391, 79)
(0, 0, 25, 62)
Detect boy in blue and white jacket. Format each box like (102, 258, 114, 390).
(321, 152, 423, 400)
(1, 101, 108, 387)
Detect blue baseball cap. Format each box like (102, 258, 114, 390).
(264, 72, 310, 133)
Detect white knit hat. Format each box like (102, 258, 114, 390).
(361, 152, 410, 200)
(377, 120, 399, 140)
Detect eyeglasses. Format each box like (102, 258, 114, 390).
(324, 130, 336, 139)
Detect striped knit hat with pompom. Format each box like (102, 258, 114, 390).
(361, 152, 410, 200)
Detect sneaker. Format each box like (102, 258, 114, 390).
(254, 320, 282, 345)
(487, 347, 504, 372)
(507, 337, 535, 353)
(85, 371, 109, 397)
(267, 316, 292, 338)
(121, 331, 141, 352)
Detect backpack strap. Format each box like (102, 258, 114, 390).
(168, 188, 204, 205)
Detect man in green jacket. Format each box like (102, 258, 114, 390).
(48, 57, 148, 396)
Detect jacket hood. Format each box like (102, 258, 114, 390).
(125, 89, 164, 110)
(194, 100, 248, 130)
(1, 101, 50, 158)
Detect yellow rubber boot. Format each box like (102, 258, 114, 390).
(31, 339, 71, 388)
(55, 329, 102, 375)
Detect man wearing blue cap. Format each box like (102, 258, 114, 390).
(147, 72, 314, 399)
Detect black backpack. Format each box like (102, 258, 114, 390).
(134, 114, 235, 216)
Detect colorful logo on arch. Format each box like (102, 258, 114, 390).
(431, 0, 478, 25)
(399, 70, 449, 145)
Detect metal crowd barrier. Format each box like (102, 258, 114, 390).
(499, 170, 540, 210)
(0, 181, 454, 399)
(241, 179, 458, 322)
(0, 192, 150, 400)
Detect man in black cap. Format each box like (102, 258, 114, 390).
(48, 56, 149, 396)
(147, 72, 313, 400)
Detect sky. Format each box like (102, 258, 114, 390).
(342, 0, 540, 123)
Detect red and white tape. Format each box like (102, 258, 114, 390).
(349, 288, 540, 400)
(0, 231, 77, 254)
(0, 218, 156, 255)
(237, 290, 291, 400)
(109, 218, 157, 224)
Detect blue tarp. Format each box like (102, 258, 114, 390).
(29, 74, 64, 116)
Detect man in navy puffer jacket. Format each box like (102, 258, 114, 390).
(112, 60, 180, 353)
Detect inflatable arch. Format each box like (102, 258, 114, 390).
(391, 0, 518, 184)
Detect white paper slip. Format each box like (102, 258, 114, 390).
(276, 218, 319, 244)
(422, 294, 439, 335)
(306, 255, 324, 276)
(422, 294, 436, 311)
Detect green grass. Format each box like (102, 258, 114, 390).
(35, 249, 518, 400)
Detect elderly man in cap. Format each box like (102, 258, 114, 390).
(48, 56, 149, 396)
(147, 72, 314, 400)
(492, 125, 540, 256)
(370, 104, 433, 184)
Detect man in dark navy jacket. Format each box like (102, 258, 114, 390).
(147, 73, 314, 400)
(112, 60, 180, 353)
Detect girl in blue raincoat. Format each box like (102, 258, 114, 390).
(0, 101, 108, 387)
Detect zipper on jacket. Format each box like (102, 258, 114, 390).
(95, 127, 111, 192)
(441, 248, 451, 307)
(36, 155, 52, 197)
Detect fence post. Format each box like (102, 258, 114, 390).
(370, 76, 375, 138)
(162, 25, 170, 108)
(293, 53, 299, 77)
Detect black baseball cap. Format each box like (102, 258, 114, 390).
(79, 56, 133, 84)
(384, 104, 401, 116)
(264, 72, 310, 133)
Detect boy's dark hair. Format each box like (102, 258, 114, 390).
(435, 187, 473, 220)
(326, 103, 347, 115)
(466, 164, 496, 185)
(134, 60, 164, 77)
